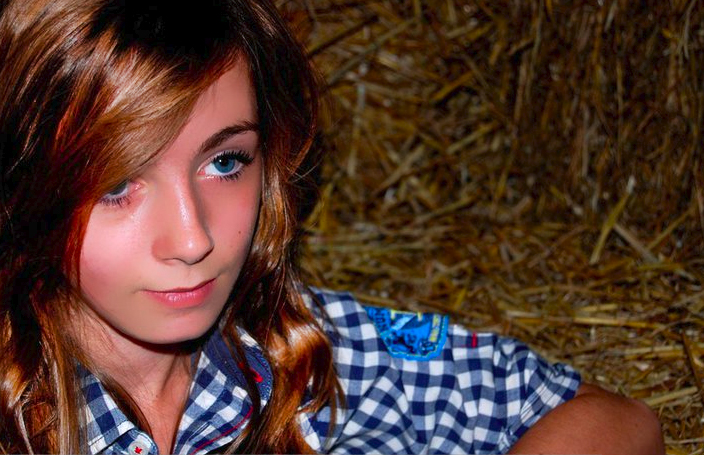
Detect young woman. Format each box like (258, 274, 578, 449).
(0, 0, 664, 453)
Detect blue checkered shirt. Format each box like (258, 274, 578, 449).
(81, 288, 580, 454)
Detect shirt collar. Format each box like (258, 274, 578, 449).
(80, 328, 273, 454)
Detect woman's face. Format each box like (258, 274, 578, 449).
(78, 62, 262, 346)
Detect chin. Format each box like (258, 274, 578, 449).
(127, 315, 221, 346)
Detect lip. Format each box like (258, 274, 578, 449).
(144, 278, 216, 308)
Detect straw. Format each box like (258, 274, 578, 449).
(287, 0, 704, 449)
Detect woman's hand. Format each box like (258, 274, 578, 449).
(508, 383, 665, 455)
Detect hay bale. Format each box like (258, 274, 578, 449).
(279, 0, 704, 450)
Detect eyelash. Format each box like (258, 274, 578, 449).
(102, 196, 130, 208)
(98, 150, 254, 208)
(99, 181, 133, 208)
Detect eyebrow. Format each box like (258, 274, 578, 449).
(197, 121, 259, 155)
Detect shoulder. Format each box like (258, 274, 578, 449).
(303, 287, 369, 334)
(302, 287, 398, 385)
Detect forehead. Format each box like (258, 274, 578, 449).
(158, 61, 258, 161)
(187, 61, 257, 135)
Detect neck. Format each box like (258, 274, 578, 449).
(73, 310, 202, 453)
(77, 318, 198, 399)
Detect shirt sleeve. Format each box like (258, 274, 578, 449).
(301, 288, 581, 454)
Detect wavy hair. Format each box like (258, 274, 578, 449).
(0, 0, 340, 452)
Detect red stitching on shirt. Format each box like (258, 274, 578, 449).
(238, 362, 264, 383)
(471, 332, 478, 348)
(188, 406, 253, 455)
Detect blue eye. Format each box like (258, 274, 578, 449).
(100, 180, 132, 207)
(202, 150, 253, 180)
(106, 181, 129, 197)
(213, 155, 237, 173)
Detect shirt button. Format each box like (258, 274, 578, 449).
(127, 441, 147, 454)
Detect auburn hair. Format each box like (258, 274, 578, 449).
(0, 0, 340, 452)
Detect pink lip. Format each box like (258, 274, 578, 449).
(144, 278, 216, 308)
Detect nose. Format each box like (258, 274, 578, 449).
(151, 180, 214, 265)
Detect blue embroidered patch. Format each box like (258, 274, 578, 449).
(364, 306, 449, 360)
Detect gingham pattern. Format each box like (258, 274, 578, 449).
(81, 329, 273, 455)
(301, 288, 581, 454)
(82, 288, 580, 454)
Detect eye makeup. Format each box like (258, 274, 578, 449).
(199, 149, 254, 181)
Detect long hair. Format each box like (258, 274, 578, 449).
(0, 0, 340, 452)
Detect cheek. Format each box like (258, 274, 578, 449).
(204, 173, 262, 261)
(79, 213, 141, 300)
